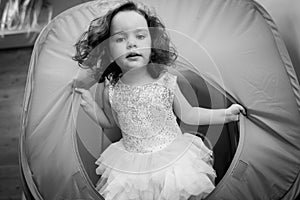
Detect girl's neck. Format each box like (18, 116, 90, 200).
(121, 66, 152, 85)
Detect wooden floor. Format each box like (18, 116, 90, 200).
(0, 47, 32, 200)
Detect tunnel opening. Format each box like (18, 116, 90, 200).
(75, 68, 240, 193)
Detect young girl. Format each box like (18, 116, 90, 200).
(74, 1, 245, 199)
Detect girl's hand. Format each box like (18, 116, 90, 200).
(225, 104, 246, 122)
(74, 88, 95, 111)
(74, 87, 114, 128)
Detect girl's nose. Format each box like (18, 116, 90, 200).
(127, 39, 137, 49)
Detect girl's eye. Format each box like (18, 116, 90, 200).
(115, 37, 126, 43)
(136, 34, 145, 40)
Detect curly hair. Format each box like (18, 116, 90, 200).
(73, 1, 177, 84)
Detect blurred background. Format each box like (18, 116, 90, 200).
(0, 1, 92, 199)
(0, 0, 299, 199)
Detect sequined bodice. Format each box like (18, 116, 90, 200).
(108, 72, 182, 153)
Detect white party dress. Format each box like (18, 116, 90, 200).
(95, 71, 216, 200)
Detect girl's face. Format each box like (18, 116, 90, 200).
(109, 11, 151, 73)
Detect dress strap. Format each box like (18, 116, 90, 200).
(161, 72, 177, 93)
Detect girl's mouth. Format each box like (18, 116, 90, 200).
(126, 52, 142, 58)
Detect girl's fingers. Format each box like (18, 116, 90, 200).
(241, 107, 246, 115)
(237, 104, 246, 115)
(235, 115, 239, 121)
(74, 88, 86, 94)
(80, 99, 88, 106)
(233, 104, 246, 115)
(75, 88, 93, 103)
(74, 88, 81, 93)
(230, 114, 239, 121)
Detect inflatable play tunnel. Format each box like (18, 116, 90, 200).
(20, 0, 300, 199)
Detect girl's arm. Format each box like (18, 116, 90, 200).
(74, 86, 116, 129)
(173, 83, 245, 125)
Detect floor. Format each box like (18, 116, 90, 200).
(0, 47, 32, 200)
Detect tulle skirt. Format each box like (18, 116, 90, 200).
(95, 133, 216, 200)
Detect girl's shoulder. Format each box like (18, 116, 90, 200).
(162, 70, 177, 82)
(160, 70, 177, 91)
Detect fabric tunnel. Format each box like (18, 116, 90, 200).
(20, 0, 300, 199)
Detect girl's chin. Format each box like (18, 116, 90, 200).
(122, 62, 148, 70)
